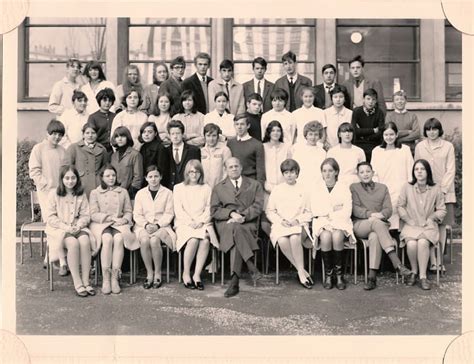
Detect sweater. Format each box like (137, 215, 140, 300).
(350, 182, 392, 221)
(87, 110, 116, 152)
(227, 137, 265, 184)
(385, 111, 420, 150)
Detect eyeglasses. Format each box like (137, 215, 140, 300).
(188, 170, 201, 175)
(173, 65, 185, 70)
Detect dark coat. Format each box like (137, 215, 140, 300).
(158, 143, 201, 190)
(211, 176, 264, 259)
(274, 74, 313, 111)
(160, 76, 183, 115)
(313, 83, 351, 110)
(182, 73, 213, 115)
(242, 79, 274, 113)
(342, 76, 387, 115)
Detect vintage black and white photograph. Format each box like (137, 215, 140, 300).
(10, 15, 463, 341)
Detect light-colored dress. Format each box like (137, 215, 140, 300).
(58, 108, 89, 149)
(261, 109, 295, 146)
(203, 110, 236, 140)
(173, 183, 219, 251)
(371, 144, 414, 229)
(291, 143, 326, 189)
(133, 185, 176, 250)
(397, 183, 447, 245)
(310, 181, 356, 250)
(263, 142, 292, 205)
(327, 144, 366, 186)
(292, 105, 326, 145)
(148, 113, 172, 143)
(324, 106, 353, 148)
(111, 110, 148, 150)
(80, 80, 116, 115)
(172, 112, 205, 147)
(266, 182, 312, 246)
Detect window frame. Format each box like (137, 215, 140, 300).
(445, 22, 462, 101)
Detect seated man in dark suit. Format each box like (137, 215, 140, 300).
(182, 52, 213, 115)
(211, 157, 264, 297)
(313, 64, 351, 110)
(274, 51, 313, 112)
(158, 119, 201, 190)
(242, 57, 274, 113)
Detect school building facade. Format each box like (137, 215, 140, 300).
(16, 18, 462, 141)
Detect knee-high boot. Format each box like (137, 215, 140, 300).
(334, 250, 346, 290)
(321, 251, 333, 289)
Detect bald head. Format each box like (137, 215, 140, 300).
(225, 157, 242, 180)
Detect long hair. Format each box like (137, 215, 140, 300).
(99, 165, 121, 189)
(111, 126, 134, 148)
(121, 65, 143, 96)
(178, 89, 198, 114)
(83, 60, 106, 82)
(320, 157, 340, 181)
(153, 92, 174, 117)
(56, 165, 84, 196)
(262, 120, 284, 143)
(183, 159, 204, 185)
(380, 121, 402, 149)
(410, 159, 436, 186)
(138, 121, 159, 144)
(152, 61, 169, 86)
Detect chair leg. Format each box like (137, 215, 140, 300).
(448, 226, 453, 264)
(265, 240, 270, 275)
(221, 251, 224, 286)
(275, 244, 279, 285)
(436, 243, 441, 286)
(178, 250, 182, 283)
(401, 247, 405, 284)
(363, 242, 368, 285)
(40, 231, 45, 257)
(395, 240, 399, 284)
(211, 248, 216, 284)
(48, 251, 54, 291)
(166, 247, 170, 284)
(134, 250, 138, 284)
(261, 239, 266, 274)
(308, 249, 312, 275)
(129, 251, 133, 284)
(28, 231, 33, 258)
(321, 258, 325, 283)
(354, 244, 358, 285)
(46, 249, 50, 281)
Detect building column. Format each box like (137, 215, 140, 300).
(316, 19, 336, 85)
(106, 18, 129, 86)
(212, 18, 227, 78)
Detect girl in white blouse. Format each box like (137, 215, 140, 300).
(266, 159, 313, 288)
(148, 92, 173, 147)
(172, 90, 205, 147)
(173, 160, 219, 290)
(204, 91, 236, 141)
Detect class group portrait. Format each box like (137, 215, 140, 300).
(14, 17, 463, 336)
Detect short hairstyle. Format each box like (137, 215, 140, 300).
(214, 91, 229, 102)
(363, 88, 378, 100)
(95, 87, 116, 104)
(72, 90, 88, 102)
(219, 59, 234, 71)
(280, 158, 300, 176)
(167, 119, 185, 134)
(194, 52, 211, 64)
(423, 117, 444, 137)
(170, 56, 186, 68)
(178, 89, 198, 114)
(145, 164, 162, 177)
(299, 86, 315, 99)
(321, 64, 336, 74)
(270, 88, 289, 103)
(246, 92, 263, 104)
(392, 90, 407, 100)
(329, 85, 346, 99)
(46, 119, 65, 136)
(203, 123, 222, 136)
(252, 57, 267, 69)
(99, 164, 120, 189)
(56, 165, 84, 196)
(154, 92, 174, 116)
(66, 58, 81, 68)
(356, 161, 373, 172)
(138, 121, 159, 144)
(111, 126, 134, 148)
(263, 120, 284, 143)
(152, 61, 169, 86)
(234, 113, 250, 125)
(410, 159, 436, 186)
(337, 122, 354, 143)
(380, 121, 402, 149)
(349, 55, 365, 67)
(83, 60, 106, 81)
(281, 51, 297, 63)
(320, 157, 340, 181)
(303, 121, 323, 138)
(81, 122, 98, 134)
(183, 159, 204, 185)
(123, 86, 143, 108)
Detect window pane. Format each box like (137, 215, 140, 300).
(446, 63, 462, 100)
(445, 26, 461, 62)
(28, 63, 65, 97)
(28, 27, 106, 61)
(234, 62, 314, 84)
(234, 18, 314, 25)
(28, 17, 106, 25)
(337, 62, 420, 99)
(129, 27, 211, 62)
(337, 26, 418, 61)
(129, 18, 210, 25)
(130, 62, 195, 85)
(233, 26, 315, 62)
(337, 19, 419, 26)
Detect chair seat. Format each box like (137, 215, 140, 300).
(21, 222, 46, 231)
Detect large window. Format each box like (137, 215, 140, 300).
(445, 21, 462, 101)
(128, 18, 211, 85)
(336, 19, 420, 100)
(232, 18, 316, 84)
(24, 18, 106, 99)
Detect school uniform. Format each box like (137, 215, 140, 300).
(158, 142, 201, 190)
(208, 78, 246, 116)
(313, 83, 351, 110)
(110, 147, 143, 196)
(160, 76, 184, 115)
(242, 78, 274, 113)
(342, 76, 387, 115)
(182, 73, 214, 114)
(274, 74, 313, 112)
(200, 142, 232, 188)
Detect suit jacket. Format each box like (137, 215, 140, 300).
(182, 73, 213, 115)
(160, 76, 183, 115)
(274, 74, 313, 111)
(158, 143, 201, 190)
(342, 77, 387, 115)
(242, 78, 274, 113)
(208, 78, 246, 116)
(211, 176, 264, 253)
(313, 83, 351, 110)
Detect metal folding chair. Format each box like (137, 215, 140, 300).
(20, 191, 47, 264)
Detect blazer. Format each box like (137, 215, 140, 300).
(274, 74, 313, 111)
(160, 76, 183, 115)
(182, 73, 213, 115)
(242, 78, 274, 113)
(158, 142, 201, 190)
(208, 78, 246, 116)
(313, 83, 351, 110)
(342, 76, 387, 115)
(110, 147, 144, 193)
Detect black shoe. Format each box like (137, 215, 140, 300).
(420, 278, 431, 290)
(299, 279, 313, 289)
(194, 281, 204, 290)
(397, 264, 412, 277)
(307, 275, 314, 286)
(143, 279, 153, 289)
(364, 277, 377, 291)
(153, 279, 162, 289)
(406, 273, 417, 286)
(224, 284, 239, 297)
(335, 274, 346, 290)
(323, 271, 333, 289)
(333, 251, 346, 290)
(183, 281, 196, 289)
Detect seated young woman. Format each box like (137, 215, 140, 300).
(350, 161, 411, 290)
(266, 159, 313, 288)
(311, 158, 355, 290)
(397, 159, 446, 290)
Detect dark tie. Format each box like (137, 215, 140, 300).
(225, 82, 230, 102)
(174, 148, 180, 164)
(235, 180, 239, 191)
(289, 77, 296, 111)
(257, 80, 262, 97)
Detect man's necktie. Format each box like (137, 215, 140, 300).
(174, 148, 180, 164)
(225, 82, 230, 102)
(257, 80, 262, 97)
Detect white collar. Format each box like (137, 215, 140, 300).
(173, 143, 184, 152)
(324, 83, 335, 90)
(286, 74, 298, 83)
(236, 133, 252, 142)
(394, 109, 408, 114)
(230, 176, 243, 187)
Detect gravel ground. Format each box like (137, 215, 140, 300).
(16, 243, 462, 335)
